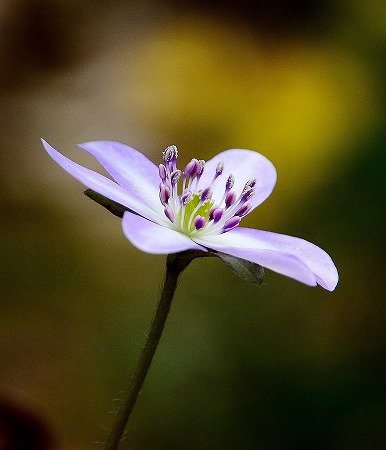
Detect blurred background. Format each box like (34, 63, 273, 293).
(1, 0, 385, 448)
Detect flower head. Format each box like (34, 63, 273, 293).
(42, 140, 338, 290)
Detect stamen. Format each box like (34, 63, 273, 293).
(184, 159, 200, 177)
(170, 170, 181, 186)
(194, 216, 206, 230)
(211, 208, 224, 223)
(159, 184, 171, 205)
(180, 191, 192, 205)
(240, 187, 255, 203)
(158, 164, 167, 181)
(215, 161, 224, 177)
(200, 187, 213, 202)
(179, 190, 192, 229)
(245, 178, 256, 189)
(157, 147, 255, 237)
(163, 145, 178, 163)
(164, 207, 175, 223)
(235, 202, 252, 217)
(226, 174, 235, 191)
(183, 159, 199, 192)
(209, 206, 217, 219)
(222, 216, 241, 233)
(225, 191, 236, 208)
(197, 160, 205, 177)
(208, 161, 224, 187)
(219, 174, 235, 206)
(219, 187, 255, 225)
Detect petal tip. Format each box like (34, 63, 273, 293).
(318, 270, 339, 292)
(41, 139, 56, 156)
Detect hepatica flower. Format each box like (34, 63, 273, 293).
(42, 140, 338, 290)
(42, 139, 338, 448)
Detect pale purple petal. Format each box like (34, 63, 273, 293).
(194, 227, 338, 290)
(78, 141, 162, 214)
(122, 212, 207, 254)
(42, 140, 165, 224)
(197, 240, 317, 286)
(197, 149, 277, 212)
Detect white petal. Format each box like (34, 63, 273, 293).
(197, 149, 277, 212)
(78, 141, 163, 215)
(42, 139, 165, 223)
(122, 212, 207, 254)
(194, 227, 338, 290)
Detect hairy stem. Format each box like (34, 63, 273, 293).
(104, 251, 199, 449)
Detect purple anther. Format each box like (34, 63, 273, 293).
(197, 160, 205, 177)
(170, 169, 181, 185)
(180, 190, 192, 205)
(184, 158, 199, 177)
(215, 161, 224, 177)
(240, 187, 255, 203)
(225, 191, 237, 208)
(235, 202, 252, 217)
(200, 187, 213, 202)
(245, 178, 257, 189)
(164, 207, 175, 223)
(194, 215, 206, 230)
(163, 145, 178, 163)
(158, 164, 167, 181)
(222, 216, 241, 233)
(159, 184, 171, 205)
(211, 208, 224, 223)
(226, 174, 235, 191)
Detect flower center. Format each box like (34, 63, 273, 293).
(158, 145, 256, 236)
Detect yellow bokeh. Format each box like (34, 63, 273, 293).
(120, 15, 380, 220)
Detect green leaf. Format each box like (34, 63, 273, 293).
(213, 251, 264, 285)
(84, 189, 133, 219)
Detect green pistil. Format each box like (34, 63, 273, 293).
(179, 193, 214, 233)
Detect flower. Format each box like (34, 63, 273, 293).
(42, 140, 338, 290)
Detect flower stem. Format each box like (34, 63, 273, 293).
(104, 251, 199, 449)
